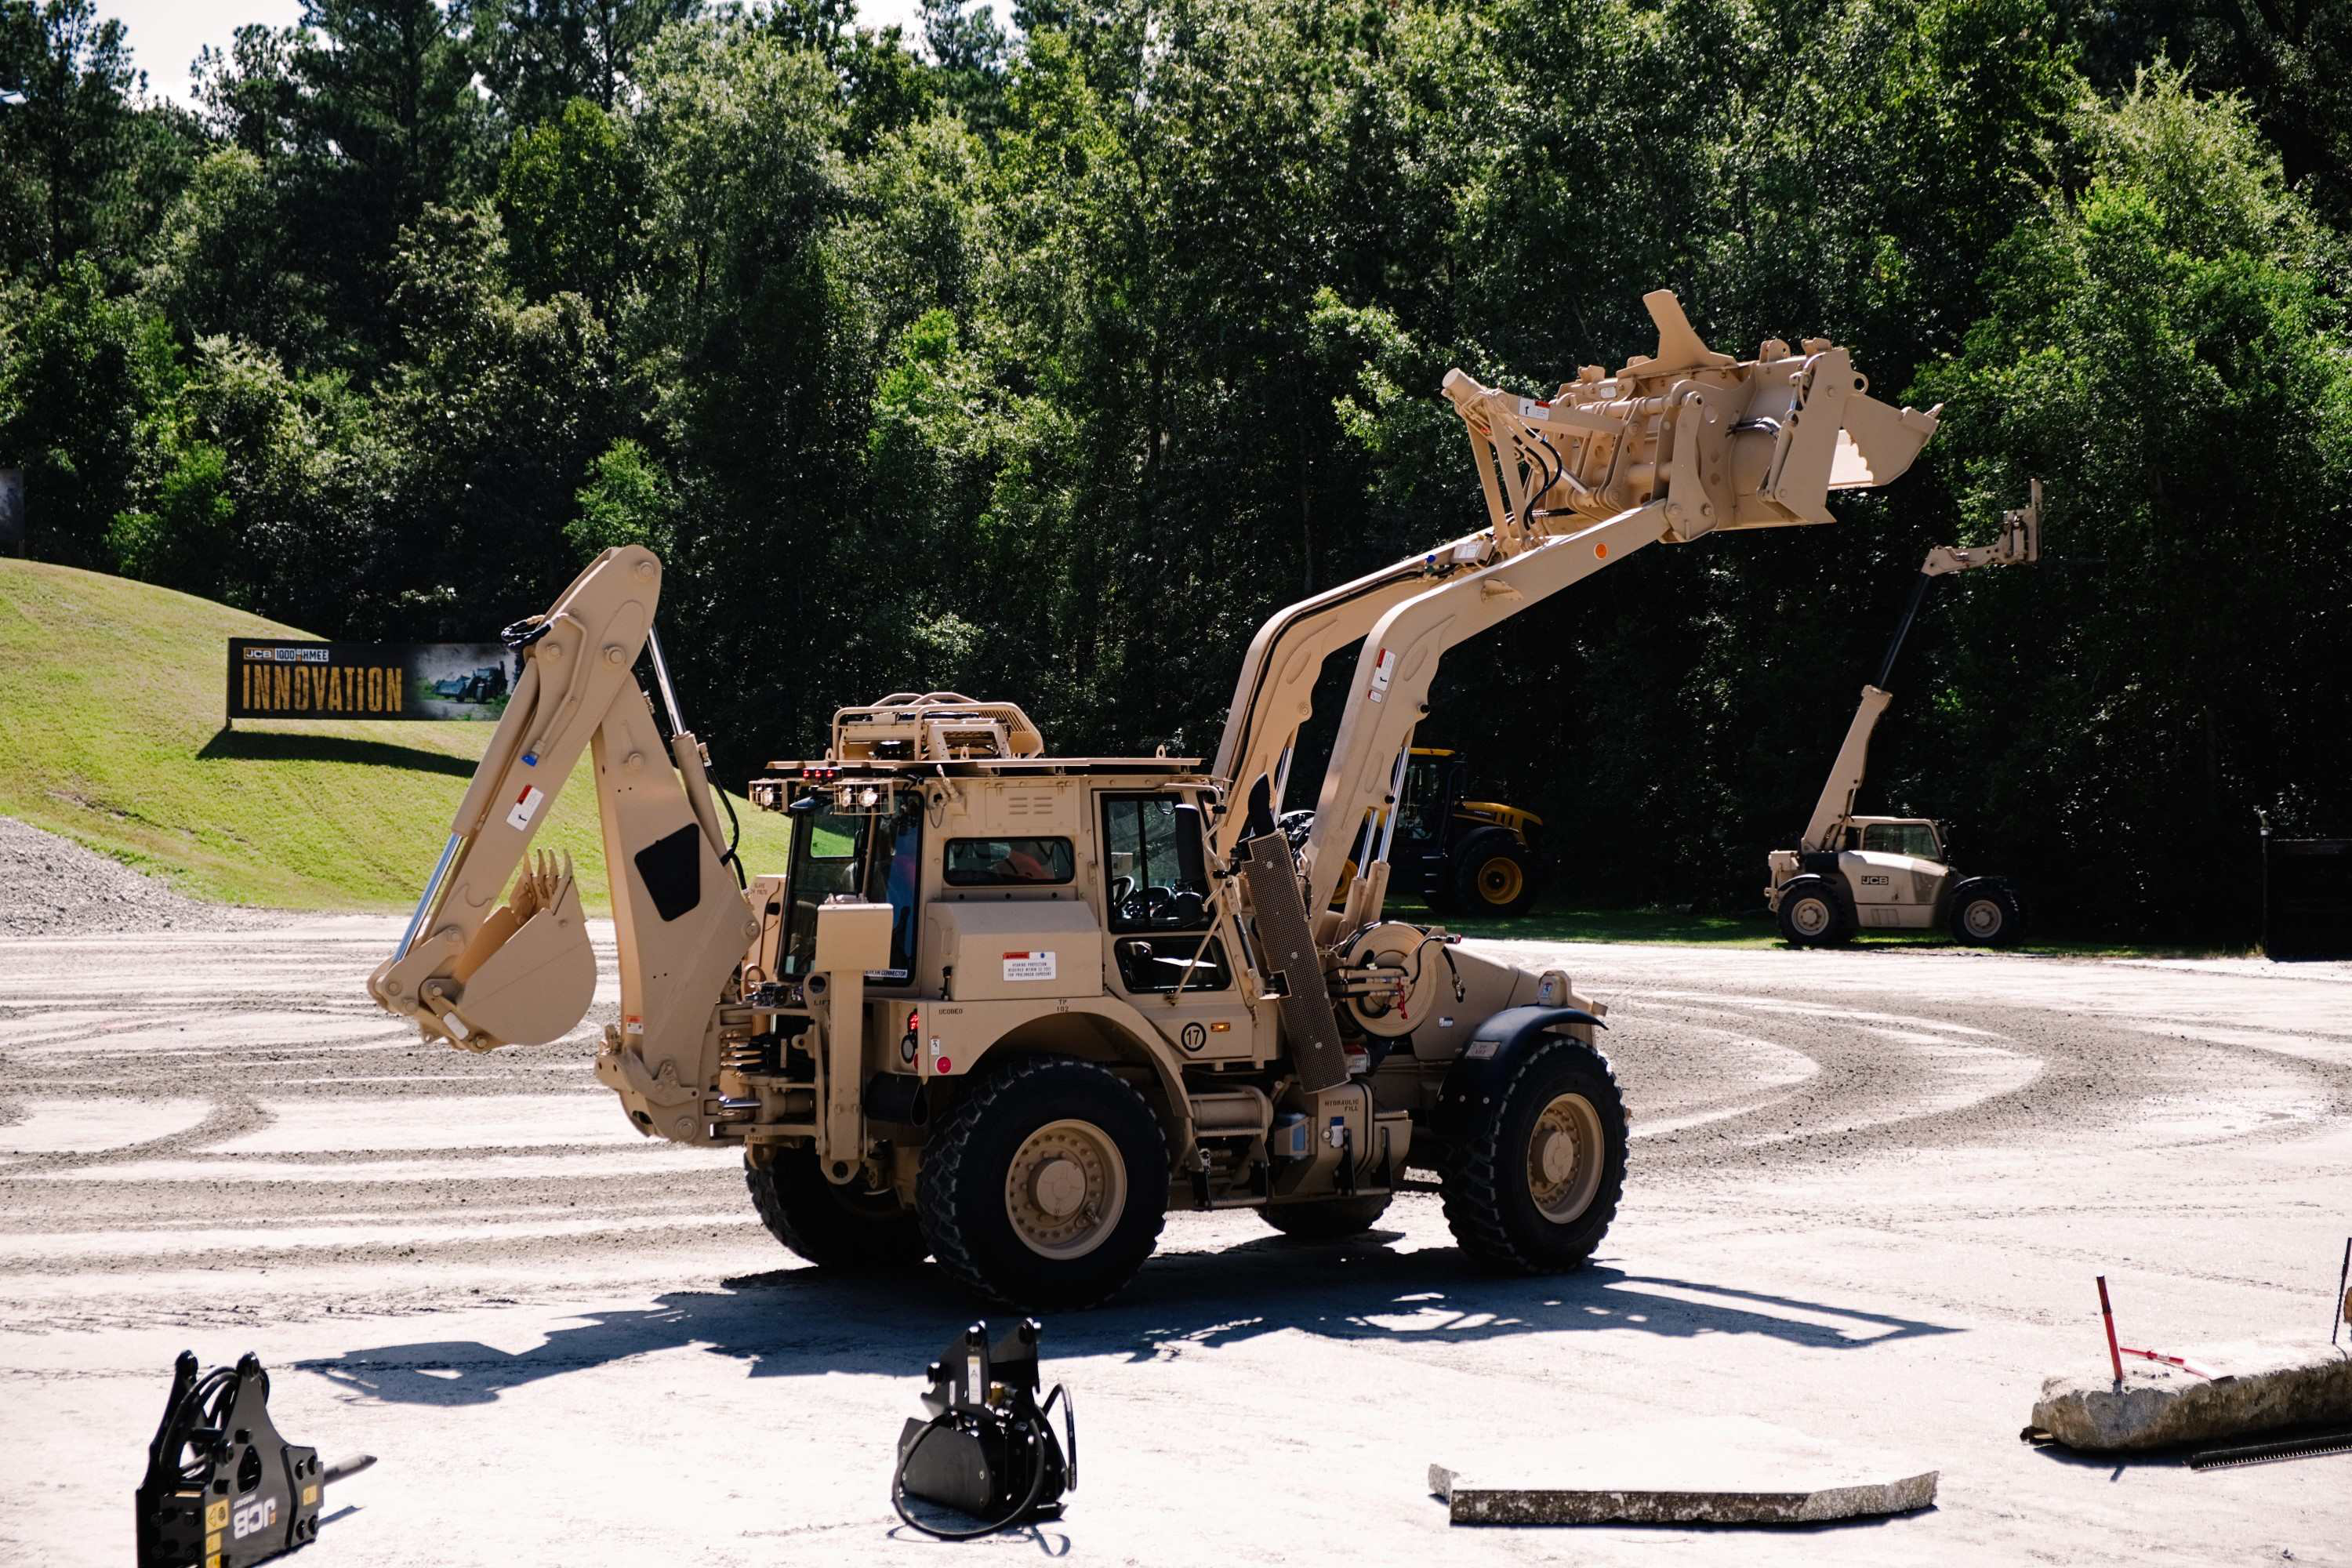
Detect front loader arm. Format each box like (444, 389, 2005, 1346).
(367, 545, 757, 1145)
(1294, 292, 1944, 924)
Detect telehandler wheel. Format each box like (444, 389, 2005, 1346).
(1949, 880, 2024, 947)
(1454, 832, 1537, 916)
(1441, 1035, 1627, 1273)
(1776, 877, 1851, 947)
(1258, 1195, 1393, 1240)
(744, 1145, 929, 1270)
(918, 1055, 1169, 1310)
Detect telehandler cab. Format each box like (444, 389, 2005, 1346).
(1766, 483, 2040, 948)
(366, 291, 1940, 1308)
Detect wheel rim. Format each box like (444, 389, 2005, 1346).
(1004, 1118, 1127, 1261)
(1475, 855, 1525, 906)
(1790, 895, 1831, 937)
(1526, 1092, 1606, 1223)
(1963, 898, 2004, 938)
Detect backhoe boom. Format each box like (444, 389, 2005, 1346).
(367, 545, 757, 1145)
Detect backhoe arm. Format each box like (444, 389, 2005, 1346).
(366, 545, 757, 1145)
(1288, 292, 1944, 921)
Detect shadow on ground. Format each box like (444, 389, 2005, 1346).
(301, 1237, 1956, 1408)
(199, 726, 476, 778)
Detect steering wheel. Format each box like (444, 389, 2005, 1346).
(1116, 884, 1161, 927)
(1109, 874, 1135, 906)
(1156, 889, 1207, 929)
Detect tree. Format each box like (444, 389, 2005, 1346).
(0, 0, 143, 278)
(475, 0, 701, 125)
(288, 0, 490, 361)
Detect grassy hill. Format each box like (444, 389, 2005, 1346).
(0, 558, 792, 910)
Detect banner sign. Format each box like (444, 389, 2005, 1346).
(227, 639, 519, 721)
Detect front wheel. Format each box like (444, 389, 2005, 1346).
(1441, 1036, 1628, 1272)
(918, 1055, 1169, 1310)
(1776, 877, 1851, 947)
(1949, 880, 2024, 947)
(745, 1145, 928, 1270)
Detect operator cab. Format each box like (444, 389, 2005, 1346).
(1845, 816, 1944, 864)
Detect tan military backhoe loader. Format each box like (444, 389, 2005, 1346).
(368, 291, 1940, 1308)
(1766, 482, 2040, 947)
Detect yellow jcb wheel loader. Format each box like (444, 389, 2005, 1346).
(366, 292, 1940, 1308)
(1765, 484, 2041, 948)
(1284, 748, 1545, 916)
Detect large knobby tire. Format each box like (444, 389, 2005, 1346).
(918, 1055, 1169, 1310)
(1442, 1035, 1628, 1273)
(1777, 877, 1851, 947)
(1258, 1195, 1393, 1240)
(744, 1145, 929, 1270)
(1454, 832, 1538, 916)
(1949, 880, 2025, 947)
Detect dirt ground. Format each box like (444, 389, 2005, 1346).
(5, 916, 2349, 1566)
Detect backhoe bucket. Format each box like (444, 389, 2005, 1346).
(438, 852, 595, 1049)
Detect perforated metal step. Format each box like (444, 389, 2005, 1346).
(1240, 832, 1349, 1093)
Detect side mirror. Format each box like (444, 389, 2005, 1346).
(1172, 804, 1209, 891)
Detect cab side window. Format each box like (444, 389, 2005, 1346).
(1101, 794, 1229, 994)
(1101, 796, 1210, 932)
(943, 837, 1075, 886)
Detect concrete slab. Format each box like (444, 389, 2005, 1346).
(1430, 1415, 1938, 1525)
(2032, 1343, 2352, 1452)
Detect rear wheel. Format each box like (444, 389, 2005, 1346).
(744, 1145, 928, 1270)
(1441, 1036, 1627, 1272)
(1949, 880, 2024, 947)
(1454, 833, 1538, 916)
(1776, 877, 1851, 947)
(918, 1055, 1169, 1309)
(1258, 1195, 1392, 1240)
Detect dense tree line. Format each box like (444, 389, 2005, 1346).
(2, 0, 2346, 938)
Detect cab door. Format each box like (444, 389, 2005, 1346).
(1098, 792, 1254, 1061)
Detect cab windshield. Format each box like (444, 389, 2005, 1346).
(782, 796, 921, 982)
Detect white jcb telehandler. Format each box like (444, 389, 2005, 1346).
(368, 292, 1941, 1308)
(1766, 482, 2040, 947)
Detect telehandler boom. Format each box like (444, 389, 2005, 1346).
(368, 291, 1940, 1308)
(1766, 482, 2040, 946)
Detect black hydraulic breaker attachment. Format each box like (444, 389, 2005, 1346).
(135, 1352, 373, 1568)
(892, 1319, 1076, 1539)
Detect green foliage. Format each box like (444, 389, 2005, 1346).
(2, 0, 2347, 938)
(568, 437, 677, 556)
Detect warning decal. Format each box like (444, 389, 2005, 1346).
(1367, 647, 1395, 704)
(505, 784, 546, 831)
(1002, 950, 1058, 982)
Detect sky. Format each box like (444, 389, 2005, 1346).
(100, 0, 934, 106)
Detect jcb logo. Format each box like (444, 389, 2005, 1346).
(1860, 874, 1889, 886)
(231, 1494, 278, 1540)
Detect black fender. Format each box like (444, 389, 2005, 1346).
(1781, 869, 1855, 924)
(1430, 1005, 1607, 1143)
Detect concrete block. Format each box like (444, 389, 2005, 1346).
(2032, 1342, 2352, 1453)
(1429, 1414, 1938, 1526)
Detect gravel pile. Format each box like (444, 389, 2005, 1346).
(0, 815, 285, 937)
